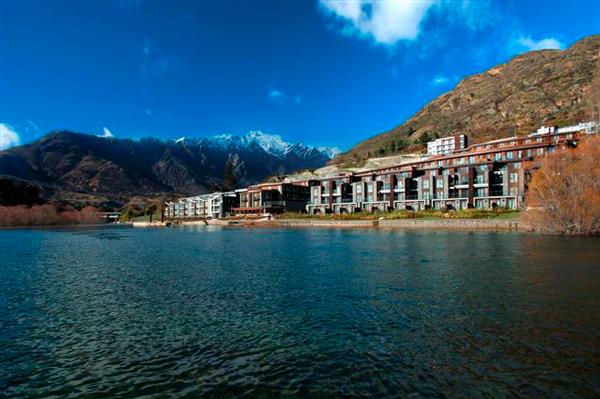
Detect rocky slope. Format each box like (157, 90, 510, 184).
(335, 34, 600, 166)
(0, 131, 339, 208)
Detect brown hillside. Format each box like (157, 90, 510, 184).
(334, 34, 600, 166)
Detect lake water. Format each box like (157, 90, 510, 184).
(1, 226, 599, 398)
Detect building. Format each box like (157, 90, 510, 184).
(306, 174, 357, 214)
(427, 134, 468, 156)
(233, 182, 314, 215)
(164, 192, 237, 219)
(533, 121, 599, 135)
(307, 124, 589, 213)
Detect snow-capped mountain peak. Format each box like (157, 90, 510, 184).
(192, 130, 340, 160)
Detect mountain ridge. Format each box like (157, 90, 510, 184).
(334, 34, 600, 165)
(0, 131, 339, 208)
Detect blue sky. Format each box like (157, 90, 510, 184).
(1, 0, 599, 151)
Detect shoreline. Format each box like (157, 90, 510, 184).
(132, 217, 531, 231)
(237, 218, 530, 231)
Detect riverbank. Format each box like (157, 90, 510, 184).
(131, 217, 530, 231)
(232, 217, 530, 231)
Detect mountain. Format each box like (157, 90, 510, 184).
(334, 34, 600, 166)
(0, 131, 340, 208)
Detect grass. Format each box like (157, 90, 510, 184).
(278, 208, 520, 221)
(128, 212, 162, 222)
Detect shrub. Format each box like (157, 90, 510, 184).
(524, 135, 600, 235)
(0, 204, 103, 226)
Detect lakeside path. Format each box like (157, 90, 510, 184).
(130, 217, 532, 231)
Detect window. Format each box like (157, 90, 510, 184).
(507, 151, 513, 160)
(436, 178, 444, 188)
(518, 150, 522, 158)
(469, 156, 475, 164)
(513, 162, 521, 169)
(367, 185, 373, 193)
(423, 180, 430, 189)
(510, 173, 518, 183)
(537, 148, 544, 156)
(494, 152, 502, 161)
(355, 185, 362, 193)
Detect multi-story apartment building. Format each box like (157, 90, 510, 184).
(306, 174, 357, 214)
(306, 126, 587, 213)
(233, 181, 315, 215)
(427, 134, 468, 156)
(165, 192, 237, 219)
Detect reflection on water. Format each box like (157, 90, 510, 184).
(1, 226, 599, 397)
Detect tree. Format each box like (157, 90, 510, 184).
(417, 132, 432, 146)
(524, 135, 600, 235)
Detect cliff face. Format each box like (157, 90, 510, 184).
(0, 131, 338, 208)
(335, 35, 600, 166)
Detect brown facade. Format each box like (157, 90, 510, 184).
(307, 129, 584, 213)
(233, 182, 315, 215)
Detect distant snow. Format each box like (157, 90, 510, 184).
(197, 131, 340, 160)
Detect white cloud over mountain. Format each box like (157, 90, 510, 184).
(100, 127, 114, 138)
(430, 75, 449, 86)
(516, 36, 564, 51)
(0, 123, 21, 150)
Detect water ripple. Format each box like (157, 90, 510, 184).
(1, 227, 599, 398)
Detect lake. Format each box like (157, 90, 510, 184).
(1, 226, 599, 397)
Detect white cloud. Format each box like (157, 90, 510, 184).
(0, 123, 21, 150)
(430, 75, 450, 86)
(269, 89, 285, 101)
(99, 127, 114, 138)
(516, 36, 564, 52)
(268, 89, 301, 105)
(319, 0, 436, 45)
